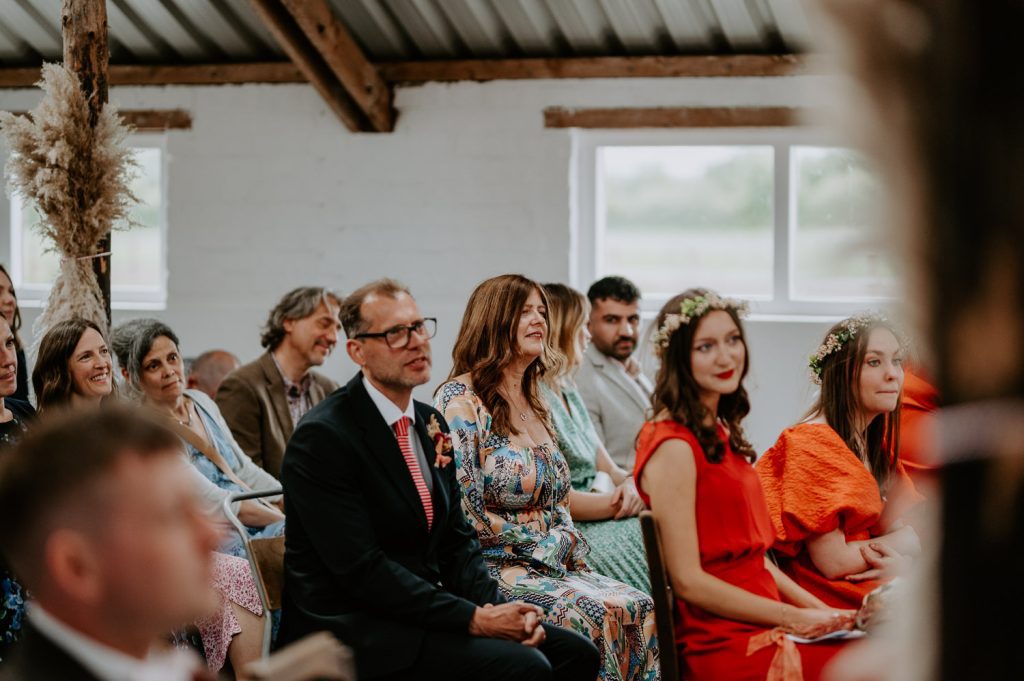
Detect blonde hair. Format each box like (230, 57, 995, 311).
(542, 283, 588, 383)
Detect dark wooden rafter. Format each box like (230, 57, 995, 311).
(0, 62, 304, 87)
(0, 54, 810, 89)
(378, 55, 809, 82)
(62, 0, 111, 322)
(543, 106, 806, 129)
(278, 0, 392, 132)
(3, 108, 191, 131)
(247, 0, 393, 132)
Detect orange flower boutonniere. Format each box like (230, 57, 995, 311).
(427, 414, 454, 469)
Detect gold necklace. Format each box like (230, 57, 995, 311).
(175, 399, 193, 427)
(502, 385, 530, 422)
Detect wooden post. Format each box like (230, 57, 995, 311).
(61, 0, 111, 323)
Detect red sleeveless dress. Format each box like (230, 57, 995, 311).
(634, 420, 846, 681)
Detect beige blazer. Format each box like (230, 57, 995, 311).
(215, 352, 337, 479)
(574, 343, 653, 470)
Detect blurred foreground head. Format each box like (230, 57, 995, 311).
(0, 407, 219, 649)
(821, 3, 1024, 681)
(821, 0, 1024, 404)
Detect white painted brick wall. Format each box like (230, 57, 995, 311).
(0, 75, 840, 451)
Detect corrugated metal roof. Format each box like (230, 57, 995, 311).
(0, 0, 811, 67)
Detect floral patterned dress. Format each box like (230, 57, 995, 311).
(436, 379, 659, 681)
(0, 401, 33, 664)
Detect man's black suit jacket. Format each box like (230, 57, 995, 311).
(278, 373, 504, 678)
(0, 624, 102, 681)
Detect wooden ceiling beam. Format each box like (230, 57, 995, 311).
(3, 108, 192, 131)
(378, 54, 809, 82)
(278, 0, 393, 132)
(247, 0, 372, 131)
(0, 62, 306, 88)
(0, 54, 810, 90)
(543, 106, 807, 129)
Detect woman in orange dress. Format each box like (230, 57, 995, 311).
(635, 289, 853, 681)
(756, 315, 923, 611)
(898, 367, 938, 486)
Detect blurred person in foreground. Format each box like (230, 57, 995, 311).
(818, 1, 1024, 680)
(0, 407, 220, 680)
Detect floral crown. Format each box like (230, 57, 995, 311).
(808, 312, 893, 385)
(652, 292, 750, 357)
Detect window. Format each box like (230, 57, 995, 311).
(7, 135, 167, 309)
(574, 130, 896, 316)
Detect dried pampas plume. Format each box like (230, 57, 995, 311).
(0, 62, 138, 347)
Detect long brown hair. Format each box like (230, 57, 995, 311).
(542, 283, 588, 383)
(447, 274, 563, 436)
(33, 317, 117, 413)
(0, 265, 23, 350)
(806, 317, 902, 494)
(650, 288, 754, 463)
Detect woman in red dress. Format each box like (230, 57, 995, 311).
(634, 289, 853, 681)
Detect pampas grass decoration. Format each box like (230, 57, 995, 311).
(0, 62, 138, 346)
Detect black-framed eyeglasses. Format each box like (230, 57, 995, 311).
(354, 318, 437, 349)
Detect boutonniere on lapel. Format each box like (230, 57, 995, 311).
(426, 414, 454, 469)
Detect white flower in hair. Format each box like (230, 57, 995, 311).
(653, 292, 750, 357)
(808, 312, 895, 385)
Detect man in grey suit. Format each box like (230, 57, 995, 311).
(575, 276, 653, 470)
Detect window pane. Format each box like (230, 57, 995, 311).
(599, 146, 774, 298)
(17, 146, 164, 292)
(792, 146, 896, 299)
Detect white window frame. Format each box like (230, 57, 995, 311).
(571, 128, 896, 319)
(6, 133, 168, 310)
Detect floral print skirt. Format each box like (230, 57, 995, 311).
(0, 564, 25, 663)
(195, 553, 265, 671)
(491, 562, 660, 681)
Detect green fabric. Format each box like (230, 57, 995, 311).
(543, 382, 651, 593)
(541, 382, 600, 491)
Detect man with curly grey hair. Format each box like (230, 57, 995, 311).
(216, 287, 341, 478)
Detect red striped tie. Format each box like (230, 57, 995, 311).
(393, 416, 433, 530)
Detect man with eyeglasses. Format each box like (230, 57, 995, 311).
(277, 279, 600, 681)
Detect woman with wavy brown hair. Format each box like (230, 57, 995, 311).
(435, 274, 658, 681)
(756, 315, 923, 612)
(32, 317, 116, 413)
(0, 265, 28, 402)
(634, 289, 853, 681)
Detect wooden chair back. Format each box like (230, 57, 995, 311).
(640, 510, 681, 681)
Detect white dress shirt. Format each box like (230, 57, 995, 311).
(362, 376, 433, 491)
(29, 605, 202, 681)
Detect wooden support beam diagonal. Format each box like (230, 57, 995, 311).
(247, 0, 371, 132)
(279, 0, 393, 132)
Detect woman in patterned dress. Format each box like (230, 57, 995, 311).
(540, 283, 649, 593)
(0, 314, 33, 664)
(436, 274, 659, 681)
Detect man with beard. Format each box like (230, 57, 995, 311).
(277, 279, 600, 681)
(576, 276, 653, 469)
(217, 287, 341, 478)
